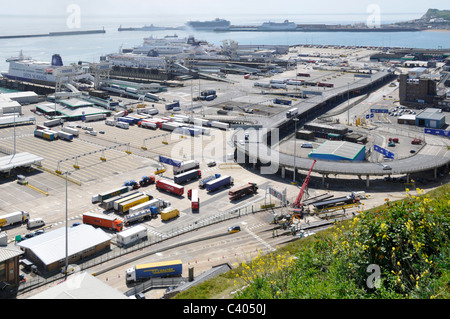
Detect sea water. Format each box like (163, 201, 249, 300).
(0, 12, 448, 72)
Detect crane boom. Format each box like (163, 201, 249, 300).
(292, 160, 317, 208)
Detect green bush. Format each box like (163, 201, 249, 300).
(236, 186, 450, 299)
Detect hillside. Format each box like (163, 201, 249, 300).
(421, 9, 450, 21)
(174, 183, 450, 299)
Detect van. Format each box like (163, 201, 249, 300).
(301, 143, 313, 148)
(27, 218, 45, 229)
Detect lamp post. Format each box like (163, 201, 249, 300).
(293, 118, 299, 184)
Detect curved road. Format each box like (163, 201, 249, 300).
(233, 71, 450, 176)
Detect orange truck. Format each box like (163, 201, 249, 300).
(82, 212, 123, 232)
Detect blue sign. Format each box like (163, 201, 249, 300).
(374, 145, 395, 159)
(424, 128, 450, 137)
(370, 109, 389, 113)
(159, 155, 181, 167)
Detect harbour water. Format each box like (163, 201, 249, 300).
(0, 13, 449, 72)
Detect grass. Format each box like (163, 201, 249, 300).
(174, 183, 450, 299)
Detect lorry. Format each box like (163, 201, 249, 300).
(105, 119, 116, 126)
(93, 186, 130, 203)
(128, 198, 170, 215)
(43, 118, 62, 127)
(82, 212, 123, 232)
(101, 191, 139, 210)
(139, 175, 155, 187)
(173, 160, 199, 175)
(126, 260, 182, 283)
(173, 169, 201, 184)
(116, 121, 129, 129)
(27, 218, 45, 229)
(84, 114, 107, 122)
(116, 225, 148, 247)
(117, 194, 150, 214)
(57, 131, 74, 141)
(0, 211, 30, 228)
(113, 193, 146, 211)
(165, 101, 180, 110)
(139, 121, 158, 129)
(124, 208, 158, 225)
(286, 108, 299, 118)
(274, 98, 292, 105)
(161, 207, 180, 221)
(34, 129, 56, 141)
(61, 126, 79, 136)
(156, 179, 184, 196)
(228, 183, 258, 201)
(210, 121, 229, 130)
(199, 174, 220, 189)
(205, 175, 234, 193)
(188, 189, 199, 210)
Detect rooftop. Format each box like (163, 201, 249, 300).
(309, 140, 365, 161)
(17, 224, 111, 266)
(416, 108, 446, 120)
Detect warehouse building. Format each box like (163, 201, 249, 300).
(308, 140, 366, 162)
(17, 224, 111, 273)
(0, 234, 24, 297)
(415, 108, 446, 129)
(397, 114, 416, 125)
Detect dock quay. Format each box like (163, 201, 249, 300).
(0, 29, 106, 40)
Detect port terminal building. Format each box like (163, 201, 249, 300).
(308, 140, 366, 162)
(17, 224, 111, 273)
(35, 98, 111, 121)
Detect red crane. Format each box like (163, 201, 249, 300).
(292, 160, 317, 209)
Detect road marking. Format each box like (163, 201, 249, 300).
(245, 226, 275, 252)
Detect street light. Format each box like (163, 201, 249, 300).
(293, 118, 299, 184)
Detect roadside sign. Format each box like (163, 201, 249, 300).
(158, 156, 181, 168)
(374, 144, 395, 159)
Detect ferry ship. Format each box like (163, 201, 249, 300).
(258, 20, 297, 31)
(105, 52, 167, 69)
(1, 51, 92, 86)
(185, 18, 231, 31)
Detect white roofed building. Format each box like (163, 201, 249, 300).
(17, 224, 111, 273)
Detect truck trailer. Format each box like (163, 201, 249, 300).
(126, 260, 182, 283)
(161, 207, 180, 221)
(188, 189, 199, 210)
(173, 160, 199, 175)
(0, 211, 30, 228)
(116, 225, 148, 247)
(113, 193, 145, 211)
(124, 208, 158, 225)
(228, 183, 258, 201)
(173, 169, 201, 184)
(61, 126, 79, 136)
(156, 179, 184, 196)
(198, 174, 220, 188)
(117, 194, 150, 214)
(57, 131, 74, 141)
(100, 191, 139, 210)
(93, 186, 130, 203)
(82, 212, 123, 232)
(205, 175, 233, 192)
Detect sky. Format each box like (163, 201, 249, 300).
(2, 0, 449, 18)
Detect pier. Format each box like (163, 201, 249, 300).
(0, 29, 106, 40)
